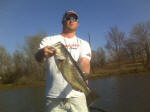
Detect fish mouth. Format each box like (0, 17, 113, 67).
(55, 55, 65, 61)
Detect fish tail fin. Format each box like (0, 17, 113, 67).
(86, 90, 100, 106)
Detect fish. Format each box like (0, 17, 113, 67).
(50, 42, 100, 106)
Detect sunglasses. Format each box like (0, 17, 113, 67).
(64, 17, 78, 21)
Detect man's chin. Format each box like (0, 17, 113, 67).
(68, 27, 78, 32)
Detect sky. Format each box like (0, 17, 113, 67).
(0, 0, 150, 54)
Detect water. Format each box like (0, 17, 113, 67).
(89, 75, 150, 112)
(0, 75, 150, 112)
(0, 87, 45, 112)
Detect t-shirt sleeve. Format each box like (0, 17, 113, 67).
(38, 37, 51, 50)
(79, 41, 92, 60)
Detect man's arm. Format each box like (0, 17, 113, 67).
(79, 57, 90, 74)
(34, 46, 55, 63)
(79, 57, 90, 84)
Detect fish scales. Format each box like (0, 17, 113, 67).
(50, 42, 99, 106)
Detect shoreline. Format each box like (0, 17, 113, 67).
(88, 71, 150, 80)
(0, 81, 45, 91)
(0, 72, 150, 91)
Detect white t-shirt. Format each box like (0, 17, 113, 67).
(39, 34, 91, 98)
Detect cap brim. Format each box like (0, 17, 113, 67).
(66, 12, 78, 18)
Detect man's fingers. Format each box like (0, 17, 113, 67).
(44, 46, 56, 57)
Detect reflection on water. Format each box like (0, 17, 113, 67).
(0, 87, 45, 112)
(0, 75, 150, 112)
(89, 75, 150, 112)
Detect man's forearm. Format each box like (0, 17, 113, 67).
(79, 58, 90, 74)
(79, 58, 90, 84)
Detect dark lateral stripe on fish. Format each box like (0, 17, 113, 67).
(60, 42, 88, 83)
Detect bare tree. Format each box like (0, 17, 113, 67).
(0, 46, 14, 83)
(13, 50, 27, 77)
(90, 50, 97, 73)
(95, 47, 106, 67)
(105, 26, 126, 66)
(130, 21, 150, 66)
(87, 32, 96, 73)
(23, 32, 47, 80)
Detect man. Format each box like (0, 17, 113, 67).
(35, 10, 91, 112)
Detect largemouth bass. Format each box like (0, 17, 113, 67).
(50, 42, 99, 106)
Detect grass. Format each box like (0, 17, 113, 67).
(89, 62, 150, 80)
(0, 81, 45, 91)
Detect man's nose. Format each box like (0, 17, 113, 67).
(70, 19, 73, 22)
(70, 19, 75, 23)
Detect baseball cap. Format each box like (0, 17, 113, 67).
(62, 10, 79, 21)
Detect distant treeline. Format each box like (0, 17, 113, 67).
(91, 21, 150, 72)
(0, 32, 47, 84)
(0, 21, 150, 84)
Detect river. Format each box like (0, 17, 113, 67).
(0, 75, 150, 112)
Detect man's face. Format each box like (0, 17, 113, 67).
(62, 14, 79, 32)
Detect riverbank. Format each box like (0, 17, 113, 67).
(89, 61, 150, 79)
(0, 81, 45, 91)
(1, 60, 150, 90)
(0, 72, 150, 91)
(88, 71, 150, 80)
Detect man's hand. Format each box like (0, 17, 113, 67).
(43, 46, 56, 58)
(34, 46, 55, 62)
